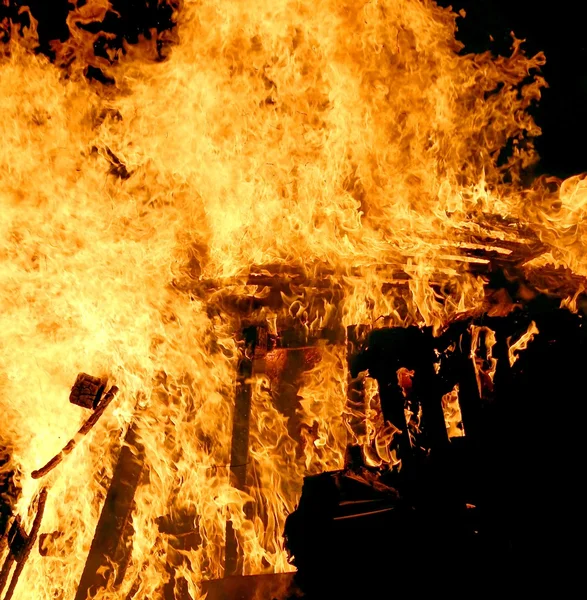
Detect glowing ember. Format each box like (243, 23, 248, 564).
(0, 1, 585, 598)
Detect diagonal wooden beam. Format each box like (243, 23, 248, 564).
(74, 424, 144, 600)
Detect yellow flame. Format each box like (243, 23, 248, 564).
(508, 321, 539, 367)
(441, 384, 464, 439)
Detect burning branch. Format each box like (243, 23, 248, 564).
(31, 384, 119, 480)
(0, 488, 48, 600)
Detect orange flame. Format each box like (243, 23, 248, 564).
(471, 325, 498, 398)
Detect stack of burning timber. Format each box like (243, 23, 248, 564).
(1, 213, 586, 599)
(193, 215, 586, 599)
(232, 215, 585, 598)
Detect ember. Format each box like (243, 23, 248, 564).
(0, 1, 585, 599)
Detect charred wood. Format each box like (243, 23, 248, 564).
(32, 385, 119, 479)
(0, 488, 48, 600)
(74, 424, 145, 600)
(69, 373, 107, 410)
(287, 306, 587, 597)
(224, 327, 256, 578)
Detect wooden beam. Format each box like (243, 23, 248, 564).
(224, 327, 256, 578)
(74, 425, 144, 600)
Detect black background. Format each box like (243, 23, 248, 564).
(438, 0, 587, 180)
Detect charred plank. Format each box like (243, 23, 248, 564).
(74, 425, 145, 600)
(224, 327, 256, 578)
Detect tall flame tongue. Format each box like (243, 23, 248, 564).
(0, 1, 584, 598)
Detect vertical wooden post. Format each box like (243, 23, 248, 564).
(224, 326, 258, 578)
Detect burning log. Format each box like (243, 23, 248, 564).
(0, 488, 48, 600)
(69, 373, 108, 410)
(74, 424, 145, 600)
(31, 384, 119, 479)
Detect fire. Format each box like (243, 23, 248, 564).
(470, 325, 498, 398)
(508, 320, 539, 366)
(0, 1, 584, 598)
(441, 384, 464, 439)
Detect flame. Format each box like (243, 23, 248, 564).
(397, 367, 421, 450)
(0, 0, 585, 598)
(441, 384, 464, 439)
(470, 325, 498, 399)
(507, 320, 539, 367)
(348, 370, 400, 468)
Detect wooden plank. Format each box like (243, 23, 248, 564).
(32, 386, 119, 480)
(74, 425, 145, 600)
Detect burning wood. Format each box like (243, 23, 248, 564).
(31, 383, 119, 480)
(69, 373, 108, 410)
(74, 425, 145, 600)
(1, 1, 587, 598)
(286, 306, 587, 597)
(441, 384, 465, 438)
(224, 327, 256, 578)
(507, 320, 540, 366)
(0, 488, 48, 600)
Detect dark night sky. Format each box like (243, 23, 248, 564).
(438, 0, 587, 180)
